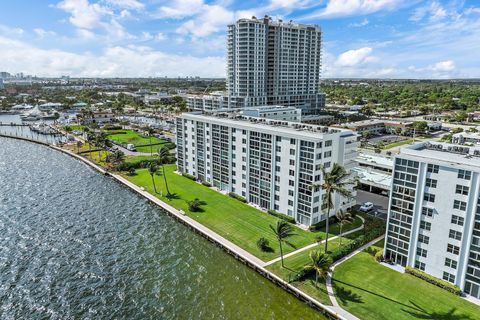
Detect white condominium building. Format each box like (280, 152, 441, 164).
(385, 141, 480, 298)
(188, 16, 325, 115)
(176, 112, 357, 226)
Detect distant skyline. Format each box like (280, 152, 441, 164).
(0, 0, 479, 79)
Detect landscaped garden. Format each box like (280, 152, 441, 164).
(123, 164, 363, 261)
(331, 240, 480, 320)
(106, 129, 174, 153)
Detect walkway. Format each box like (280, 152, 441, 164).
(325, 235, 386, 319)
(264, 216, 365, 266)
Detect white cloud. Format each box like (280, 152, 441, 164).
(104, 0, 144, 10)
(77, 28, 96, 40)
(33, 28, 57, 38)
(349, 18, 369, 27)
(305, 0, 401, 19)
(56, 0, 111, 29)
(431, 60, 455, 72)
(410, 1, 446, 22)
(177, 4, 234, 38)
(157, 0, 204, 19)
(335, 47, 373, 67)
(0, 35, 225, 77)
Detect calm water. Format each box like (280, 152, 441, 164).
(0, 138, 325, 320)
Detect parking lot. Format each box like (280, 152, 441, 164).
(368, 134, 406, 145)
(355, 190, 389, 220)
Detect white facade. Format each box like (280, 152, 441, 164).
(452, 132, 480, 145)
(188, 16, 325, 115)
(176, 112, 358, 226)
(240, 106, 302, 122)
(385, 141, 480, 298)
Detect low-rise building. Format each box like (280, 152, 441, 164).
(452, 132, 480, 145)
(384, 141, 480, 299)
(176, 112, 358, 226)
(240, 106, 302, 122)
(337, 120, 413, 136)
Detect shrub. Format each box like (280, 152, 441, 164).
(308, 216, 338, 232)
(187, 198, 203, 212)
(374, 249, 384, 262)
(405, 267, 462, 295)
(103, 124, 123, 130)
(267, 209, 295, 224)
(289, 268, 314, 283)
(201, 181, 211, 187)
(127, 167, 136, 176)
(182, 172, 196, 181)
(228, 192, 247, 203)
(256, 237, 271, 252)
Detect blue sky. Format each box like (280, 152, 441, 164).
(0, 0, 479, 78)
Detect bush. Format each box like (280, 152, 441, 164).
(256, 237, 271, 252)
(405, 267, 462, 295)
(182, 172, 196, 181)
(127, 167, 136, 176)
(267, 209, 295, 224)
(187, 198, 203, 212)
(103, 124, 123, 130)
(228, 192, 247, 203)
(289, 268, 314, 283)
(201, 181, 211, 187)
(374, 249, 384, 262)
(309, 216, 337, 232)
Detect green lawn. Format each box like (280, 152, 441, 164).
(332, 249, 479, 320)
(383, 139, 413, 149)
(123, 165, 360, 261)
(106, 129, 174, 152)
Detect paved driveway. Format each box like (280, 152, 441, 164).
(355, 190, 389, 220)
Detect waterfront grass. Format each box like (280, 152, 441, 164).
(332, 246, 479, 320)
(265, 231, 363, 305)
(106, 129, 173, 152)
(382, 139, 413, 149)
(123, 165, 357, 261)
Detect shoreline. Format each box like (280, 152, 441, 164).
(0, 133, 349, 320)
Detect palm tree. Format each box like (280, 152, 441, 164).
(270, 220, 296, 268)
(158, 146, 171, 196)
(336, 210, 354, 246)
(311, 163, 353, 253)
(148, 163, 158, 193)
(147, 127, 155, 156)
(76, 140, 83, 154)
(303, 251, 331, 288)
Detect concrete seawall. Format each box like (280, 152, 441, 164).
(0, 134, 351, 320)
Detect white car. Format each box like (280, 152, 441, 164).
(359, 202, 374, 212)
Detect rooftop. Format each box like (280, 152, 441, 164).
(352, 167, 392, 189)
(356, 153, 394, 169)
(181, 112, 355, 139)
(401, 141, 480, 168)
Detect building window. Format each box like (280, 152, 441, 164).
(424, 193, 435, 202)
(289, 180, 294, 186)
(420, 221, 431, 231)
(290, 149, 295, 155)
(276, 136, 282, 142)
(289, 159, 295, 166)
(425, 178, 437, 188)
(288, 200, 293, 206)
(324, 162, 331, 168)
(290, 138, 296, 145)
(449, 229, 462, 241)
(447, 244, 460, 255)
(422, 207, 434, 217)
(458, 169, 471, 180)
(415, 260, 426, 271)
(427, 164, 439, 173)
(289, 170, 295, 176)
(453, 200, 466, 211)
(445, 258, 457, 269)
(288, 190, 294, 196)
(451, 215, 464, 226)
(316, 153, 322, 160)
(325, 140, 332, 147)
(417, 247, 428, 258)
(455, 185, 469, 195)
(418, 234, 429, 244)
(324, 151, 332, 158)
(443, 272, 455, 283)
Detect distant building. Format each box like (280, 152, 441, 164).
(452, 132, 480, 145)
(187, 16, 325, 115)
(385, 141, 480, 299)
(240, 106, 302, 122)
(79, 111, 114, 124)
(0, 78, 4, 90)
(176, 112, 357, 226)
(338, 120, 413, 136)
(353, 153, 393, 192)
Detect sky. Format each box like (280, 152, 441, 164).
(0, 0, 479, 79)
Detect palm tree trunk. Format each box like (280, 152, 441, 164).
(315, 272, 318, 288)
(162, 165, 171, 195)
(339, 224, 343, 246)
(279, 240, 284, 268)
(151, 174, 157, 193)
(325, 203, 331, 253)
(150, 137, 152, 156)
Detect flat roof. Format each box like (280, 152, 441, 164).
(401, 141, 480, 168)
(352, 167, 392, 188)
(181, 112, 355, 140)
(356, 153, 393, 169)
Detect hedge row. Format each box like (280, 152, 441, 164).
(201, 181, 211, 187)
(405, 267, 462, 295)
(117, 156, 176, 171)
(267, 209, 295, 224)
(330, 225, 385, 263)
(308, 216, 338, 232)
(228, 192, 247, 203)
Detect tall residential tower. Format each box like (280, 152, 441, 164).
(188, 16, 325, 116)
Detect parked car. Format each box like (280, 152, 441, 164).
(126, 144, 136, 151)
(359, 202, 374, 212)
